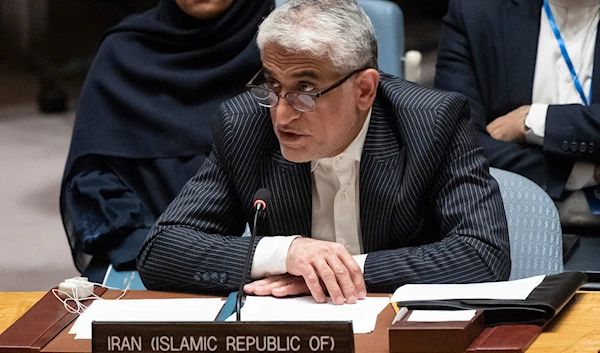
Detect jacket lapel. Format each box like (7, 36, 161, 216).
(359, 98, 406, 253)
(504, 0, 542, 106)
(258, 90, 408, 242)
(260, 146, 312, 237)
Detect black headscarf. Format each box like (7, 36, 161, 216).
(63, 0, 274, 181)
(60, 0, 273, 274)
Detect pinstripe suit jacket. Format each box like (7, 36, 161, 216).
(137, 74, 511, 294)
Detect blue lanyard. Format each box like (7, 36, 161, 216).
(543, 0, 593, 105)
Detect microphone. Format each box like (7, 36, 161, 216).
(236, 188, 272, 321)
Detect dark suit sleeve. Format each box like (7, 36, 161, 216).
(434, 0, 572, 199)
(136, 106, 257, 294)
(62, 164, 154, 272)
(545, 104, 600, 161)
(363, 97, 511, 293)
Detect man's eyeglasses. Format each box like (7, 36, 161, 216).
(246, 68, 367, 112)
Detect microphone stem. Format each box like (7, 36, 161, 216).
(236, 206, 261, 321)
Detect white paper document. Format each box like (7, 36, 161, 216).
(228, 296, 390, 334)
(391, 275, 545, 302)
(69, 298, 225, 339)
(407, 310, 477, 322)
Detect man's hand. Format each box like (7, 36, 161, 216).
(244, 274, 311, 298)
(486, 105, 530, 142)
(286, 238, 366, 305)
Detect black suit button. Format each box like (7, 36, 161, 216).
(542, 184, 548, 191)
(580, 142, 587, 153)
(562, 141, 569, 151)
(571, 142, 578, 153)
(193, 272, 202, 282)
(210, 272, 219, 282)
(590, 143, 596, 153)
(219, 272, 228, 284)
(202, 272, 211, 282)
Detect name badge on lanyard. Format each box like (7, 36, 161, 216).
(543, 0, 593, 105)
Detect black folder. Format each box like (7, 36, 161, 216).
(395, 272, 587, 326)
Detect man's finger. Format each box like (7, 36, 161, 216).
(339, 255, 366, 299)
(301, 265, 328, 303)
(488, 126, 501, 140)
(244, 276, 285, 295)
(326, 256, 358, 304)
(243, 283, 255, 294)
(487, 118, 501, 129)
(313, 259, 345, 305)
(271, 281, 309, 297)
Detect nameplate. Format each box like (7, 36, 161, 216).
(92, 321, 354, 353)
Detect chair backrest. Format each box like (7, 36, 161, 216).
(273, 0, 405, 78)
(489, 168, 564, 280)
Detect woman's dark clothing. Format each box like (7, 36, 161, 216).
(61, 0, 273, 278)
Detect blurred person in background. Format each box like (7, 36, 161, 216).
(60, 0, 274, 281)
(435, 0, 600, 228)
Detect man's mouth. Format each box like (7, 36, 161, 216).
(278, 129, 307, 144)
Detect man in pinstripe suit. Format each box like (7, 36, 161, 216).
(137, 0, 511, 304)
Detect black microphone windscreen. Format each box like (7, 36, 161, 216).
(253, 188, 272, 205)
(238, 188, 272, 320)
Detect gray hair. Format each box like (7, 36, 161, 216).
(257, 0, 378, 73)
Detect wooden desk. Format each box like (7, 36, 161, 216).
(0, 292, 44, 333)
(1, 291, 599, 353)
(526, 291, 600, 353)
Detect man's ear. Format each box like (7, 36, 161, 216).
(355, 69, 380, 111)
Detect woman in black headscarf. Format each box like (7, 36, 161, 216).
(61, 0, 274, 281)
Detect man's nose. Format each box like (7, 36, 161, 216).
(273, 96, 301, 125)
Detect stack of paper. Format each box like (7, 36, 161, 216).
(390, 275, 545, 302)
(69, 298, 225, 339)
(407, 310, 477, 322)
(229, 296, 390, 334)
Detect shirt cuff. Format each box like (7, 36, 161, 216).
(524, 103, 548, 145)
(251, 235, 300, 279)
(352, 254, 367, 273)
(565, 161, 598, 191)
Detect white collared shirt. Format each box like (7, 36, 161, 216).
(527, 0, 600, 190)
(250, 109, 372, 279)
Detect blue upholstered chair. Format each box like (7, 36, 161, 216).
(489, 168, 564, 280)
(274, 0, 405, 78)
(357, 0, 404, 78)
